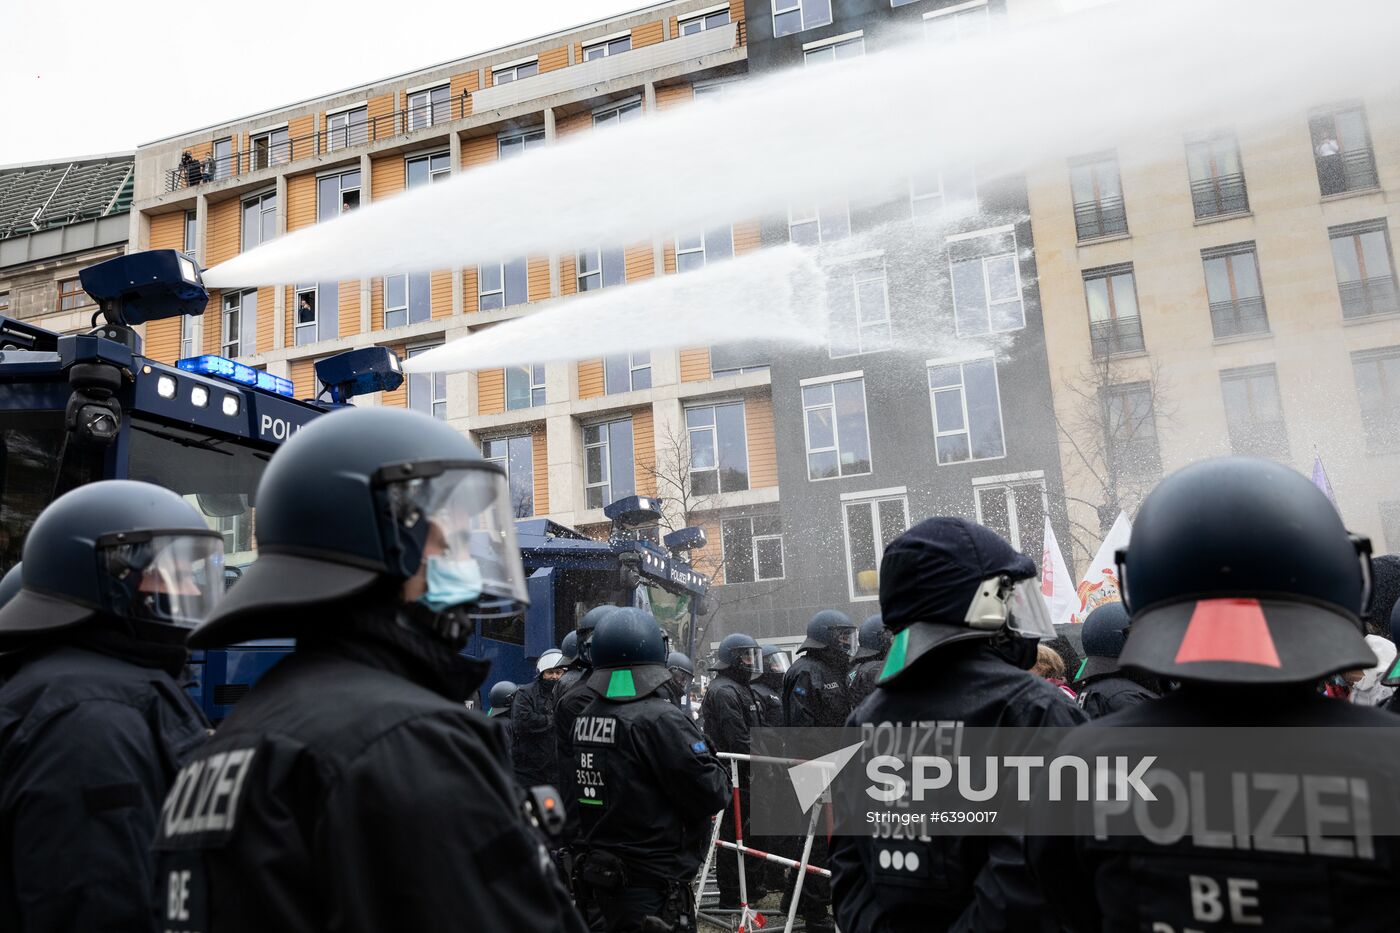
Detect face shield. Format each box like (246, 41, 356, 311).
(835, 626, 859, 658)
(98, 531, 225, 628)
(733, 645, 762, 681)
(966, 574, 1056, 641)
(764, 650, 792, 675)
(670, 665, 695, 692)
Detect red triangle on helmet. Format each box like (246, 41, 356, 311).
(1173, 598, 1281, 667)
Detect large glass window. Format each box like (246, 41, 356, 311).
(499, 129, 545, 159)
(974, 476, 1046, 555)
(593, 100, 642, 128)
(211, 138, 233, 180)
(250, 127, 290, 171)
(679, 8, 730, 34)
(829, 259, 892, 358)
(802, 377, 872, 480)
(483, 434, 535, 518)
(950, 230, 1024, 336)
(721, 515, 784, 583)
(1070, 152, 1128, 241)
(1186, 133, 1249, 219)
(1330, 220, 1398, 319)
(407, 345, 447, 420)
(221, 289, 257, 358)
(579, 247, 626, 292)
(58, 278, 93, 313)
(480, 258, 529, 309)
(1220, 365, 1289, 460)
(843, 494, 909, 600)
(493, 60, 540, 85)
(922, 1, 990, 41)
(382, 273, 431, 328)
(1311, 105, 1379, 196)
(1102, 382, 1161, 477)
(789, 203, 849, 246)
(184, 209, 197, 255)
(408, 85, 451, 130)
(686, 402, 749, 495)
(676, 228, 734, 273)
(241, 191, 276, 254)
(506, 365, 546, 410)
(583, 35, 632, 60)
(1203, 243, 1268, 338)
(318, 171, 361, 221)
(1084, 264, 1145, 358)
(180, 314, 196, 360)
(407, 152, 451, 187)
(584, 418, 635, 509)
(910, 168, 977, 220)
(1352, 346, 1400, 453)
(928, 356, 1005, 464)
(773, 0, 832, 37)
(604, 352, 651, 394)
(326, 106, 368, 151)
(804, 36, 864, 66)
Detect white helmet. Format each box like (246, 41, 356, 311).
(536, 649, 566, 675)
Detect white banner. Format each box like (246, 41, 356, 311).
(1040, 515, 1076, 625)
(1070, 511, 1132, 624)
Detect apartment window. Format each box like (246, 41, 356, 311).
(910, 168, 977, 220)
(594, 100, 642, 128)
(693, 80, 734, 100)
(241, 191, 277, 253)
(493, 60, 540, 85)
(499, 129, 545, 159)
(804, 36, 864, 65)
(1102, 381, 1161, 477)
(180, 314, 196, 359)
(1311, 105, 1379, 196)
(407, 152, 451, 187)
(687, 402, 749, 495)
(679, 8, 731, 34)
(221, 290, 257, 358)
(407, 345, 447, 420)
(318, 170, 361, 220)
(183, 209, 197, 254)
(1352, 346, 1400, 453)
(250, 127, 290, 171)
(973, 475, 1046, 555)
(789, 203, 850, 246)
(923, 1, 991, 42)
(483, 434, 535, 518)
(711, 343, 770, 379)
(382, 272, 431, 328)
(1330, 220, 1398, 319)
(584, 418, 635, 509)
(216, 514, 254, 556)
(58, 278, 93, 312)
(604, 352, 651, 394)
(1084, 264, 1145, 358)
(721, 515, 784, 583)
(802, 376, 872, 480)
(829, 258, 893, 358)
(578, 247, 626, 292)
(212, 137, 232, 180)
(949, 229, 1024, 336)
(506, 364, 546, 410)
(676, 228, 734, 272)
(1070, 153, 1128, 241)
(294, 286, 319, 346)
(928, 355, 1005, 464)
(842, 493, 909, 600)
(480, 258, 528, 309)
(1203, 243, 1268, 339)
(1221, 365, 1289, 460)
(408, 85, 451, 131)
(327, 106, 368, 151)
(773, 0, 832, 37)
(584, 34, 632, 60)
(1186, 133, 1249, 219)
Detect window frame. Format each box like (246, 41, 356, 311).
(1101, 380, 1162, 477)
(406, 343, 447, 420)
(57, 278, 93, 313)
(971, 472, 1047, 553)
(1069, 151, 1128, 241)
(482, 432, 536, 518)
(720, 514, 786, 584)
(828, 256, 894, 359)
(772, 0, 833, 38)
(583, 417, 635, 510)
(1329, 219, 1398, 320)
(250, 126, 290, 171)
(406, 151, 451, 187)
(926, 352, 1007, 466)
(1351, 346, 1400, 454)
(240, 189, 277, 254)
(479, 257, 529, 310)
(212, 137, 233, 180)
(1083, 262, 1145, 358)
(407, 85, 451, 131)
(221, 288, 257, 358)
(1219, 363, 1289, 459)
(1202, 242, 1268, 339)
(921, 0, 991, 38)
(505, 364, 547, 410)
(293, 285, 319, 346)
(593, 99, 643, 128)
(678, 6, 731, 34)
(583, 33, 633, 61)
(803, 34, 865, 66)
(948, 235, 1025, 336)
(675, 226, 734, 273)
(840, 491, 910, 602)
(800, 373, 873, 481)
(492, 59, 540, 85)
(685, 400, 751, 496)
(325, 105, 369, 152)
(1185, 132, 1249, 219)
(788, 202, 851, 245)
(498, 128, 546, 159)
(578, 247, 627, 292)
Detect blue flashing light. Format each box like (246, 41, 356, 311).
(177, 355, 294, 398)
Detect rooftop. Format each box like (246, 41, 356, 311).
(0, 154, 134, 241)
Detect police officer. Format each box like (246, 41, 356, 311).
(829, 517, 1086, 933)
(783, 610, 858, 729)
(847, 613, 891, 707)
(666, 650, 694, 708)
(1027, 458, 1400, 932)
(752, 644, 789, 725)
(558, 630, 583, 693)
(702, 633, 765, 910)
(1071, 601, 1158, 718)
(0, 482, 215, 931)
(152, 406, 584, 933)
(557, 605, 618, 832)
(514, 648, 567, 789)
(572, 608, 730, 931)
(490, 679, 518, 757)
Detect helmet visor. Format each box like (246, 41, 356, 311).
(101, 533, 225, 628)
(1008, 577, 1056, 641)
(764, 650, 792, 675)
(733, 645, 762, 679)
(836, 627, 859, 658)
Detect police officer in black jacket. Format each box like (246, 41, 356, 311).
(513, 648, 566, 788)
(489, 679, 518, 757)
(152, 406, 584, 933)
(783, 610, 858, 728)
(701, 632, 764, 910)
(752, 644, 788, 725)
(847, 613, 890, 707)
(1070, 601, 1158, 718)
(557, 604, 617, 834)
(0, 481, 216, 931)
(572, 607, 730, 931)
(1028, 458, 1400, 932)
(830, 517, 1087, 933)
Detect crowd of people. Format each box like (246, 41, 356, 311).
(0, 404, 1396, 932)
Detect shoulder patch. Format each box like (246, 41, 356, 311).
(691, 740, 708, 754)
(793, 686, 807, 696)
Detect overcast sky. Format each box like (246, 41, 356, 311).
(0, 0, 642, 166)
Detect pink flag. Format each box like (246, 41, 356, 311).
(1311, 454, 1338, 511)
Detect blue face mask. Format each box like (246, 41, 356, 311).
(417, 556, 484, 613)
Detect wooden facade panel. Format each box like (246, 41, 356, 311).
(478, 369, 505, 415)
(206, 199, 240, 266)
(202, 291, 221, 354)
(556, 111, 592, 140)
(624, 242, 654, 281)
(560, 254, 578, 296)
(532, 424, 550, 515)
(144, 319, 180, 365)
(256, 286, 275, 353)
(578, 359, 604, 399)
(633, 406, 656, 497)
(286, 174, 317, 231)
(366, 93, 394, 128)
(539, 47, 569, 72)
(370, 277, 384, 331)
(733, 220, 761, 255)
(730, 0, 746, 27)
(633, 21, 663, 48)
(431, 269, 453, 319)
(461, 136, 497, 171)
(189, 142, 212, 163)
(149, 212, 184, 250)
(527, 257, 551, 302)
(338, 279, 359, 338)
(282, 286, 295, 347)
(450, 71, 479, 117)
(679, 348, 712, 382)
(692, 513, 724, 585)
(290, 358, 317, 401)
(287, 115, 314, 144)
(655, 84, 693, 111)
(381, 344, 407, 407)
(462, 268, 480, 314)
(662, 240, 677, 275)
(371, 154, 405, 201)
(745, 395, 778, 488)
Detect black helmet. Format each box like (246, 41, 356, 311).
(585, 607, 670, 701)
(0, 481, 224, 644)
(715, 632, 761, 680)
(761, 643, 791, 676)
(576, 604, 616, 666)
(1118, 457, 1374, 685)
(560, 630, 580, 666)
(667, 650, 695, 678)
(488, 680, 517, 715)
(0, 564, 22, 610)
(1073, 602, 1130, 684)
(191, 407, 527, 650)
(853, 613, 891, 661)
(800, 609, 858, 656)
(876, 517, 1043, 684)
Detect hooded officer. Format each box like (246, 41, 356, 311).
(513, 648, 567, 790)
(702, 633, 764, 911)
(666, 650, 695, 708)
(556, 604, 618, 833)
(1027, 458, 1399, 932)
(829, 517, 1086, 933)
(752, 644, 789, 725)
(1071, 601, 1158, 718)
(0, 482, 216, 931)
(151, 407, 584, 933)
(559, 630, 582, 684)
(847, 614, 891, 707)
(490, 679, 518, 758)
(783, 610, 858, 728)
(571, 608, 729, 931)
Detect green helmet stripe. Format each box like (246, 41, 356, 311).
(880, 629, 909, 681)
(606, 669, 637, 699)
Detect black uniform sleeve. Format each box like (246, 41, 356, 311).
(513, 683, 552, 738)
(649, 710, 731, 825)
(316, 713, 587, 933)
(783, 668, 819, 728)
(4, 700, 176, 932)
(830, 830, 884, 933)
(702, 683, 752, 756)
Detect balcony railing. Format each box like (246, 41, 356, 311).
(164, 95, 472, 192)
(1209, 296, 1269, 338)
(1090, 315, 1145, 359)
(1191, 173, 1249, 218)
(1317, 147, 1380, 197)
(1074, 196, 1128, 241)
(1339, 275, 1399, 318)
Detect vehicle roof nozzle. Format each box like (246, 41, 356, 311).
(314, 347, 404, 403)
(78, 250, 208, 326)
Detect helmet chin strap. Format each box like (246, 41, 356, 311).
(397, 601, 475, 653)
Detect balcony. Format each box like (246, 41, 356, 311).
(472, 22, 741, 113)
(1090, 315, 1145, 359)
(1340, 275, 1399, 319)
(1209, 296, 1268, 339)
(1317, 148, 1380, 197)
(1074, 195, 1128, 241)
(1191, 173, 1249, 219)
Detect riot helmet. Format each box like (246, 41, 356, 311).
(190, 407, 527, 652)
(0, 481, 224, 644)
(488, 680, 517, 715)
(576, 604, 616, 667)
(536, 648, 566, 676)
(715, 632, 762, 681)
(1118, 457, 1375, 685)
(667, 650, 695, 692)
(1073, 601, 1130, 684)
(0, 564, 22, 610)
(559, 630, 580, 667)
(585, 607, 671, 702)
(761, 644, 791, 675)
(800, 610, 858, 658)
(853, 614, 892, 662)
